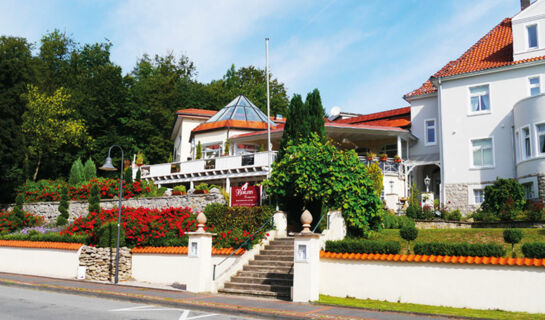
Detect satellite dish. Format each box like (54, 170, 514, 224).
(328, 106, 341, 121)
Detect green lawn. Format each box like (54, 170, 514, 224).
(369, 228, 545, 256)
(318, 295, 545, 320)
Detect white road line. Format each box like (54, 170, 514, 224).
(110, 305, 155, 312)
(186, 314, 217, 320)
(178, 310, 190, 320)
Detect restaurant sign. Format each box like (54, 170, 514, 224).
(230, 182, 261, 207)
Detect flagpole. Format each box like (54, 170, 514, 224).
(266, 37, 271, 177)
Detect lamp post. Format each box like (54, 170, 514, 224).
(424, 175, 431, 193)
(99, 145, 124, 284)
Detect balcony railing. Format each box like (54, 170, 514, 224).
(359, 157, 404, 175)
(140, 151, 277, 179)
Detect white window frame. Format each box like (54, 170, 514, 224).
(535, 122, 545, 157)
(518, 176, 539, 200)
(515, 130, 521, 163)
(529, 76, 541, 96)
(521, 125, 532, 160)
(469, 137, 495, 169)
(527, 24, 539, 50)
(473, 189, 485, 205)
(424, 118, 437, 146)
(467, 184, 491, 205)
(468, 84, 491, 116)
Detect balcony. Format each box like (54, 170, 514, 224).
(359, 157, 404, 175)
(140, 151, 277, 184)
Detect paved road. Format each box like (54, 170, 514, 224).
(0, 285, 254, 320)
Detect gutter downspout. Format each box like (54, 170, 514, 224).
(436, 77, 446, 207)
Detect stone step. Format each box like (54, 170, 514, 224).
(235, 271, 293, 280)
(223, 282, 291, 294)
(264, 245, 294, 251)
(248, 259, 294, 267)
(259, 250, 293, 256)
(255, 254, 293, 262)
(243, 265, 293, 273)
(230, 276, 293, 286)
(269, 238, 294, 244)
(218, 287, 290, 299)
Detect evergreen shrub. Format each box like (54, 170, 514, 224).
(521, 242, 545, 258)
(68, 158, 85, 185)
(325, 239, 401, 254)
(97, 221, 126, 248)
(83, 158, 97, 181)
(56, 186, 70, 226)
(503, 228, 523, 256)
(413, 242, 505, 257)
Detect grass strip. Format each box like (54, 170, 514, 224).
(318, 295, 545, 320)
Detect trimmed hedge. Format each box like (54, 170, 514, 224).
(325, 239, 401, 255)
(0, 232, 90, 244)
(413, 242, 506, 257)
(382, 213, 415, 229)
(522, 242, 545, 259)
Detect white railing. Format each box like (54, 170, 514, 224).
(141, 151, 278, 178)
(359, 157, 404, 175)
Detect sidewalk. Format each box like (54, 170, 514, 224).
(0, 272, 456, 320)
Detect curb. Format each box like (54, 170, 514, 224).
(0, 279, 344, 320)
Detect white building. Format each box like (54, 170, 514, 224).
(142, 0, 545, 213)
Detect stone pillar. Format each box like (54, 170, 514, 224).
(225, 177, 231, 194)
(186, 212, 214, 293)
(273, 211, 287, 238)
(292, 210, 321, 302)
(189, 180, 194, 190)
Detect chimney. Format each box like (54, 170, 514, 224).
(521, 0, 531, 10)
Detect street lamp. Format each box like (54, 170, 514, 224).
(99, 145, 124, 284)
(424, 175, 431, 193)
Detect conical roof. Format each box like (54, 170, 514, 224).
(192, 95, 275, 134)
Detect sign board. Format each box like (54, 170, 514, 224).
(230, 182, 261, 207)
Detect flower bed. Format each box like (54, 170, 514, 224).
(20, 178, 150, 202)
(0, 210, 44, 234)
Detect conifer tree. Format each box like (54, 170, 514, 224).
(83, 157, 97, 181)
(124, 166, 133, 185)
(135, 168, 141, 181)
(305, 89, 326, 142)
(13, 192, 25, 226)
(196, 141, 202, 159)
(68, 157, 85, 185)
(278, 94, 307, 158)
(88, 184, 100, 215)
(56, 186, 70, 225)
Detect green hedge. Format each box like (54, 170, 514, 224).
(413, 242, 505, 257)
(382, 213, 415, 229)
(0, 232, 90, 244)
(522, 242, 545, 258)
(325, 239, 401, 254)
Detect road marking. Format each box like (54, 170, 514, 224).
(179, 310, 217, 320)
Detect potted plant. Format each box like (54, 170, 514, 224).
(194, 183, 209, 194)
(223, 139, 230, 156)
(136, 151, 144, 167)
(393, 155, 402, 163)
(172, 185, 187, 196)
(365, 152, 376, 161)
(379, 153, 388, 161)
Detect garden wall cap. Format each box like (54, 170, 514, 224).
(0, 240, 83, 251)
(196, 212, 207, 232)
(131, 246, 245, 255)
(301, 210, 313, 233)
(320, 251, 545, 268)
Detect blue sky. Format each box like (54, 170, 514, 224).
(0, 0, 521, 115)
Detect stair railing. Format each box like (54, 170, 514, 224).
(312, 213, 326, 233)
(212, 215, 275, 281)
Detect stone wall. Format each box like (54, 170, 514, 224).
(415, 220, 545, 229)
(6, 191, 226, 223)
(79, 245, 132, 281)
(538, 174, 545, 200)
(444, 183, 480, 214)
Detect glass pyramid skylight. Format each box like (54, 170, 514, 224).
(205, 95, 275, 126)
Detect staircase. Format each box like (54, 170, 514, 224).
(219, 237, 294, 299)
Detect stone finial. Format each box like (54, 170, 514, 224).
(300, 210, 313, 233)
(196, 212, 207, 233)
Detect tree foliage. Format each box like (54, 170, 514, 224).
(56, 186, 70, 226)
(83, 158, 97, 181)
(264, 134, 383, 236)
(482, 178, 525, 214)
(69, 158, 85, 185)
(367, 162, 383, 198)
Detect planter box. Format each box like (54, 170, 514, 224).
(194, 190, 209, 194)
(172, 191, 187, 196)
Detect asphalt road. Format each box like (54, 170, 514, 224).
(0, 285, 256, 320)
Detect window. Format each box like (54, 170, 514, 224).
(473, 189, 485, 204)
(469, 85, 490, 113)
(529, 77, 541, 96)
(523, 183, 535, 200)
(528, 24, 538, 49)
(522, 127, 532, 159)
(537, 123, 545, 155)
(203, 143, 221, 159)
(379, 144, 397, 158)
(425, 119, 436, 145)
(471, 138, 493, 167)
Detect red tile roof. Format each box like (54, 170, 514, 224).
(176, 108, 218, 117)
(405, 18, 545, 99)
(320, 251, 545, 268)
(334, 106, 410, 126)
(131, 246, 245, 255)
(0, 240, 83, 251)
(191, 119, 274, 134)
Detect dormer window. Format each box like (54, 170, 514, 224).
(527, 24, 538, 49)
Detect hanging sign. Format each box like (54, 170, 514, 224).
(230, 182, 261, 207)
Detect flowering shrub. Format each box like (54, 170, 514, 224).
(61, 206, 197, 247)
(0, 210, 44, 234)
(19, 178, 150, 202)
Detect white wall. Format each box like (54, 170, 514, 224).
(320, 258, 545, 314)
(0, 246, 81, 279)
(383, 175, 406, 210)
(192, 129, 254, 158)
(177, 118, 205, 162)
(439, 64, 545, 186)
(513, 93, 545, 178)
(409, 95, 440, 159)
(132, 253, 237, 286)
(513, 0, 545, 61)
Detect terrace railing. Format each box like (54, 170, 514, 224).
(359, 157, 404, 175)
